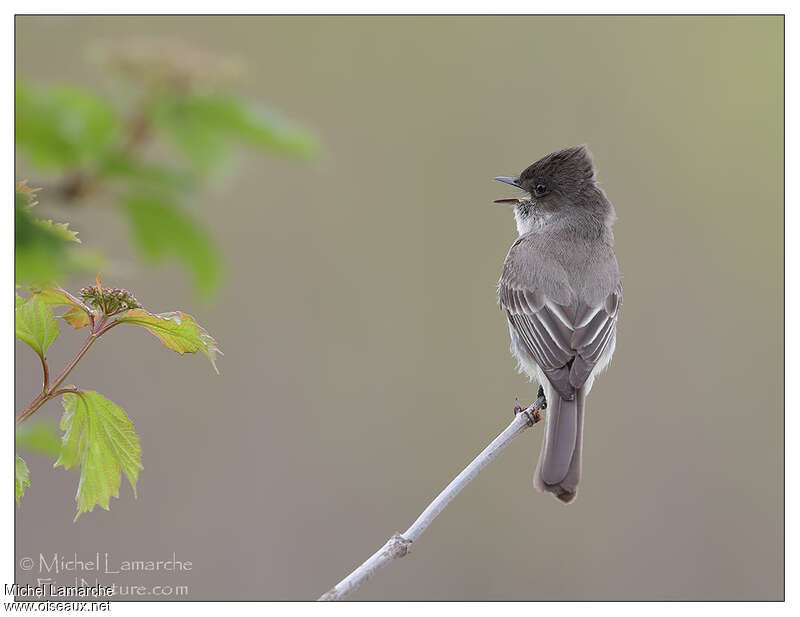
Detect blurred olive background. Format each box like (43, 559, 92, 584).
(15, 15, 782, 601)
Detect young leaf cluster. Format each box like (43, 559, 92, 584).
(15, 278, 220, 519)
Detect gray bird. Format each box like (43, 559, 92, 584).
(494, 145, 621, 503)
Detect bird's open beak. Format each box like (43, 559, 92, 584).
(493, 176, 525, 204)
(494, 176, 520, 188)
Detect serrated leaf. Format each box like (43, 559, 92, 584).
(55, 390, 142, 520)
(34, 219, 80, 243)
(16, 181, 40, 210)
(16, 419, 63, 459)
(16, 456, 30, 506)
(15, 186, 86, 284)
(122, 194, 221, 296)
(15, 199, 66, 284)
(115, 308, 220, 373)
(15, 294, 59, 357)
(16, 82, 120, 171)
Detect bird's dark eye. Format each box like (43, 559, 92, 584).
(534, 183, 548, 196)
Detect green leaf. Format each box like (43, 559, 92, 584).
(35, 219, 80, 244)
(17, 419, 63, 459)
(16, 456, 30, 506)
(15, 184, 88, 285)
(115, 308, 220, 373)
(16, 82, 120, 171)
(226, 100, 319, 160)
(122, 194, 221, 296)
(62, 306, 91, 328)
(55, 390, 142, 520)
(29, 285, 86, 308)
(149, 96, 229, 172)
(99, 153, 195, 194)
(28, 286, 94, 328)
(15, 293, 25, 308)
(15, 294, 59, 357)
(16, 197, 75, 284)
(16, 180, 40, 210)
(150, 93, 317, 172)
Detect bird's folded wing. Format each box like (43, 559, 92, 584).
(499, 283, 621, 398)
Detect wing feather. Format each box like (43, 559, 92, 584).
(500, 281, 621, 395)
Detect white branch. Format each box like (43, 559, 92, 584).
(318, 401, 545, 601)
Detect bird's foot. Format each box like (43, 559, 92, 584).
(535, 385, 548, 410)
(513, 390, 546, 425)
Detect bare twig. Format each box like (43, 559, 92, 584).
(318, 394, 546, 601)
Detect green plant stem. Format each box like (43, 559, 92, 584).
(47, 333, 97, 394)
(95, 321, 120, 337)
(16, 327, 104, 424)
(18, 391, 47, 421)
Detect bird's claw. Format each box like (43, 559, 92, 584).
(513, 388, 547, 425)
(535, 385, 547, 410)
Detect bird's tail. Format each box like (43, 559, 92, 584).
(533, 384, 585, 503)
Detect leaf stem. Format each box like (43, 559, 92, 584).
(39, 353, 50, 393)
(50, 388, 81, 398)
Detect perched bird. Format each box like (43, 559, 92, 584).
(494, 145, 621, 503)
